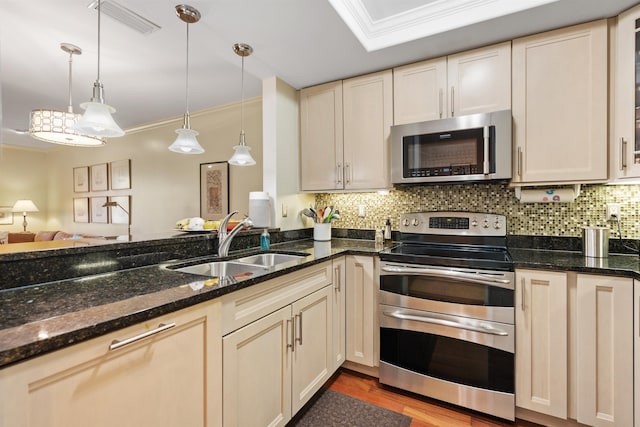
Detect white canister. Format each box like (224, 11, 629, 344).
(313, 223, 331, 241)
(248, 191, 271, 227)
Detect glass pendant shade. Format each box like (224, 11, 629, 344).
(169, 116, 204, 154)
(228, 131, 256, 166)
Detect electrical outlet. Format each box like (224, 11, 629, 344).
(358, 205, 366, 217)
(605, 203, 621, 221)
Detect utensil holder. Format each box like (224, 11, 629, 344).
(582, 226, 609, 258)
(313, 223, 331, 241)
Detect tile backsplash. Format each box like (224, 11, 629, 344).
(315, 182, 640, 239)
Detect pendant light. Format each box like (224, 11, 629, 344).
(228, 43, 256, 166)
(29, 43, 105, 146)
(75, 0, 125, 138)
(168, 4, 204, 154)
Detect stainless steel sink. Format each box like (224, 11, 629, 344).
(174, 261, 268, 278)
(235, 253, 307, 267)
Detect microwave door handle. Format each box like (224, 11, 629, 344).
(483, 125, 490, 175)
(381, 265, 512, 286)
(383, 311, 509, 336)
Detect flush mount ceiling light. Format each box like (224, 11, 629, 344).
(75, 0, 125, 138)
(168, 4, 205, 155)
(329, 0, 560, 52)
(29, 43, 105, 147)
(228, 43, 256, 167)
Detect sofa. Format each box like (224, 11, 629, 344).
(0, 231, 105, 244)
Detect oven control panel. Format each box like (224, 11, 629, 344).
(399, 211, 506, 236)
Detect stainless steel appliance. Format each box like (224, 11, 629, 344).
(378, 211, 515, 421)
(390, 110, 512, 185)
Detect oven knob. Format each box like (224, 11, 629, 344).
(483, 219, 490, 228)
(403, 218, 410, 227)
(471, 219, 478, 227)
(412, 218, 420, 227)
(494, 221, 501, 229)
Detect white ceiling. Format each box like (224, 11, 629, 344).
(1, 0, 637, 149)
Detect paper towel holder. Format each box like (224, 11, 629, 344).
(514, 184, 581, 203)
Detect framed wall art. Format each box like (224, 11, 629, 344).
(108, 195, 130, 225)
(73, 166, 89, 192)
(110, 159, 131, 190)
(73, 198, 89, 223)
(200, 162, 229, 220)
(90, 196, 108, 223)
(90, 163, 109, 191)
(0, 207, 13, 225)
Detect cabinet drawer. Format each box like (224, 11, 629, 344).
(221, 261, 332, 335)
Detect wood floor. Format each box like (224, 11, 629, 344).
(327, 369, 542, 427)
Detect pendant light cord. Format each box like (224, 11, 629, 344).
(240, 54, 245, 137)
(67, 50, 74, 113)
(96, 0, 101, 82)
(185, 21, 190, 115)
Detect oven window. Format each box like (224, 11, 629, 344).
(380, 327, 514, 393)
(381, 275, 513, 307)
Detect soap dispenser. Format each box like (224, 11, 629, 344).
(384, 218, 392, 241)
(260, 229, 270, 250)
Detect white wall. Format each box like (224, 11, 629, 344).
(0, 99, 263, 238)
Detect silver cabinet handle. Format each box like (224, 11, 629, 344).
(381, 265, 512, 287)
(516, 146, 523, 178)
(483, 125, 490, 175)
(450, 86, 455, 117)
(520, 277, 525, 311)
(620, 137, 628, 171)
(334, 264, 342, 291)
(336, 163, 343, 185)
(383, 311, 508, 336)
(286, 318, 294, 351)
(345, 163, 351, 184)
(295, 313, 303, 345)
(438, 88, 443, 118)
(109, 322, 176, 351)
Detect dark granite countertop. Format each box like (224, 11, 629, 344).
(0, 238, 383, 369)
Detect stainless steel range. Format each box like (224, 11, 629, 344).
(378, 211, 515, 421)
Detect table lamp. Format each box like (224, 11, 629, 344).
(12, 200, 39, 232)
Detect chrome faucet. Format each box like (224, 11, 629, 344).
(218, 210, 254, 256)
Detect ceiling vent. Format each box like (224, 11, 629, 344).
(87, 0, 161, 35)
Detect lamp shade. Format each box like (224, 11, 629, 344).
(228, 144, 256, 166)
(30, 109, 106, 146)
(12, 199, 39, 213)
(168, 128, 204, 154)
(75, 101, 125, 138)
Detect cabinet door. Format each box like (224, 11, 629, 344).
(0, 304, 219, 427)
(512, 20, 608, 184)
(393, 57, 447, 124)
(223, 306, 292, 427)
(447, 41, 511, 117)
(515, 269, 568, 419)
(331, 257, 346, 371)
(575, 274, 633, 427)
(291, 285, 333, 413)
(635, 280, 640, 427)
(612, 4, 640, 179)
(343, 70, 393, 190)
(300, 80, 344, 191)
(345, 255, 376, 367)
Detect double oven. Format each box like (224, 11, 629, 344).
(378, 211, 515, 421)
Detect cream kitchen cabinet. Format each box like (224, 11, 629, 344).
(611, 3, 640, 180)
(516, 270, 634, 427)
(331, 257, 346, 371)
(0, 302, 223, 427)
(345, 255, 377, 367)
(515, 269, 568, 419)
(635, 280, 640, 427)
(221, 261, 334, 427)
(300, 70, 392, 191)
(512, 20, 608, 185)
(393, 41, 511, 125)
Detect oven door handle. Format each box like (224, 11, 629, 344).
(381, 265, 512, 286)
(383, 310, 509, 336)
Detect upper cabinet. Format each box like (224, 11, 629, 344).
(300, 70, 392, 192)
(512, 20, 609, 185)
(611, 3, 640, 180)
(393, 41, 511, 125)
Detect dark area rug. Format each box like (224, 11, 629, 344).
(290, 388, 412, 427)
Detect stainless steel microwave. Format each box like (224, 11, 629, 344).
(391, 110, 512, 184)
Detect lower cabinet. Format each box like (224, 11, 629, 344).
(636, 280, 640, 427)
(516, 269, 634, 427)
(220, 261, 336, 427)
(331, 257, 346, 371)
(345, 255, 377, 367)
(0, 302, 223, 427)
